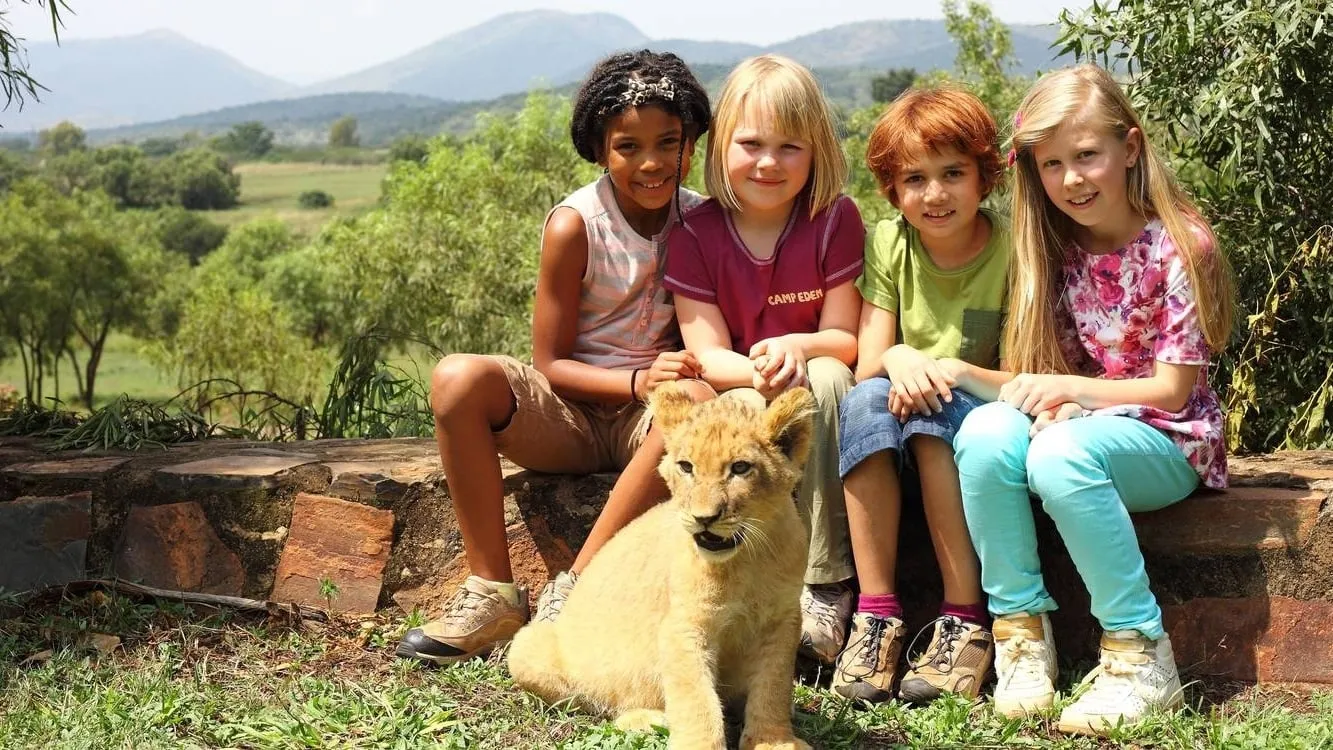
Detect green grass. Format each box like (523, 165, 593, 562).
(1, 591, 1330, 749)
(200, 161, 390, 237)
(0, 332, 179, 412)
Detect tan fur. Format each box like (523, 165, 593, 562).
(508, 385, 816, 750)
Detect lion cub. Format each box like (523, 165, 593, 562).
(507, 384, 815, 750)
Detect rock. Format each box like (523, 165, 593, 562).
(1136, 487, 1325, 554)
(0, 492, 91, 592)
(1165, 596, 1333, 683)
(155, 455, 324, 492)
(114, 502, 244, 595)
(270, 492, 394, 613)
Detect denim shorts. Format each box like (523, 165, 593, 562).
(838, 376, 986, 479)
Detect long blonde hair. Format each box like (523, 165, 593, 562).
(1006, 64, 1234, 374)
(705, 54, 847, 219)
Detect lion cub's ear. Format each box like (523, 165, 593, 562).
(649, 382, 696, 437)
(762, 387, 816, 466)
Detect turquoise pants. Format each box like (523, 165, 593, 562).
(953, 402, 1199, 639)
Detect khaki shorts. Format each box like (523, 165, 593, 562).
(489, 355, 651, 475)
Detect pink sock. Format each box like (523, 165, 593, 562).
(941, 601, 988, 625)
(858, 593, 902, 620)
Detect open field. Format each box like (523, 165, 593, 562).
(0, 333, 180, 412)
(200, 161, 390, 236)
(0, 589, 1330, 749)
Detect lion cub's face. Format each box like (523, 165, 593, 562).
(649, 386, 815, 562)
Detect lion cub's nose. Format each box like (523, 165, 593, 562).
(692, 510, 723, 529)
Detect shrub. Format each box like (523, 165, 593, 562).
(298, 190, 334, 209)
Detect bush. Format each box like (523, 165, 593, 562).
(154, 206, 228, 264)
(298, 190, 334, 209)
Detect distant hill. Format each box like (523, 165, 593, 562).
(10, 11, 1073, 140)
(307, 11, 648, 101)
(0, 30, 294, 132)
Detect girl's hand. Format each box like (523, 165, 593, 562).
(999, 373, 1078, 415)
(882, 345, 955, 415)
(637, 350, 703, 400)
(888, 385, 914, 422)
(749, 336, 807, 394)
(1029, 401, 1088, 437)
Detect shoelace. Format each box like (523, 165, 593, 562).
(440, 586, 487, 626)
(1077, 652, 1146, 701)
(906, 616, 965, 670)
(804, 587, 846, 634)
(851, 616, 889, 670)
(999, 634, 1049, 682)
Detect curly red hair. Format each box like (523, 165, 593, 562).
(865, 86, 1003, 208)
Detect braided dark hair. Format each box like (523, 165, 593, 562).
(569, 50, 711, 165)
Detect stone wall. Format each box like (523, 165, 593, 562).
(0, 436, 1328, 684)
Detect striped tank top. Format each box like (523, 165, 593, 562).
(548, 175, 703, 370)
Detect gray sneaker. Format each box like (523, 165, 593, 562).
(534, 569, 578, 624)
(799, 580, 854, 665)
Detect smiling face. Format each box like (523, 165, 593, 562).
(1032, 121, 1143, 244)
(892, 145, 986, 249)
(599, 103, 692, 220)
(724, 107, 813, 220)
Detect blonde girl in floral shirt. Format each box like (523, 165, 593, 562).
(952, 65, 1233, 735)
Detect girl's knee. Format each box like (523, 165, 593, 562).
(431, 354, 511, 421)
(676, 378, 716, 404)
(953, 402, 1030, 467)
(806, 357, 854, 403)
(839, 377, 892, 420)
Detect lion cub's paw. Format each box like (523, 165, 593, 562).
(614, 708, 667, 733)
(740, 735, 811, 750)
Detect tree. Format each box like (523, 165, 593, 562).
(941, 0, 1028, 118)
(37, 119, 85, 155)
(328, 116, 360, 148)
(163, 148, 240, 209)
(388, 133, 430, 163)
(1060, 0, 1333, 451)
(152, 206, 228, 265)
(0, 0, 65, 112)
(871, 68, 918, 104)
(214, 121, 273, 160)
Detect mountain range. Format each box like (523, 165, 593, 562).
(0, 10, 1070, 139)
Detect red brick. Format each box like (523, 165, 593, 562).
(270, 492, 394, 613)
(1164, 596, 1333, 683)
(115, 502, 244, 595)
(1136, 487, 1325, 554)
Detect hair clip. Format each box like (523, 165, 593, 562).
(1013, 111, 1023, 129)
(1007, 148, 1018, 168)
(620, 76, 675, 106)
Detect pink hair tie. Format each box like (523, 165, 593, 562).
(1006, 148, 1018, 168)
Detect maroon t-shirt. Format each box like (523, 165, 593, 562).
(664, 195, 866, 353)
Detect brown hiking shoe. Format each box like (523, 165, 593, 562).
(832, 612, 906, 704)
(395, 576, 528, 665)
(898, 615, 995, 703)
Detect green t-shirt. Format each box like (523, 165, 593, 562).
(855, 208, 1011, 368)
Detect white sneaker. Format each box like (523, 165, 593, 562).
(1057, 630, 1184, 736)
(533, 570, 577, 624)
(798, 581, 854, 665)
(991, 612, 1058, 717)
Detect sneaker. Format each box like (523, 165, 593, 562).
(831, 612, 906, 703)
(1056, 630, 1184, 736)
(395, 575, 529, 665)
(534, 570, 578, 624)
(799, 581, 854, 665)
(898, 615, 996, 703)
(991, 612, 1058, 717)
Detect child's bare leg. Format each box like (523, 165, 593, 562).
(910, 435, 981, 605)
(431, 354, 518, 582)
(572, 379, 714, 573)
(842, 452, 903, 594)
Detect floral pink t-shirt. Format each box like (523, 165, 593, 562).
(1059, 220, 1227, 489)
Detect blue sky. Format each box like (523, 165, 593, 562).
(8, 1, 1086, 84)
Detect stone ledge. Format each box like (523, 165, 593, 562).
(0, 438, 1328, 685)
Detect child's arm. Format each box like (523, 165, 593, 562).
(942, 360, 1015, 402)
(532, 208, 698, 403)
(998, 361, 1200, 415)
(852, 298, 897, 382)
(750, 279, 860, 391)
(675, 296, 755, 391)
